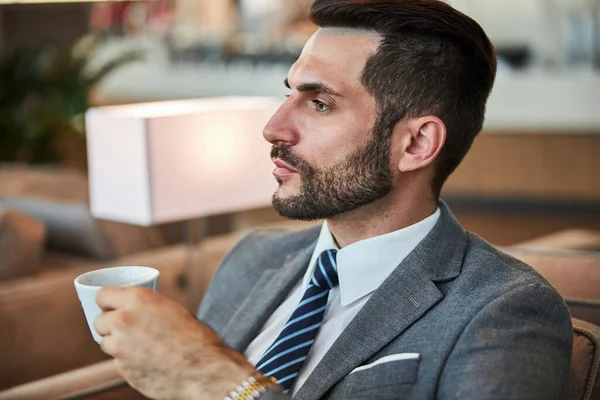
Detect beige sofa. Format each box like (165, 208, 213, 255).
(1, 228, 599, 400)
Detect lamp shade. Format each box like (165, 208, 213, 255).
(86, 97, 281, 226)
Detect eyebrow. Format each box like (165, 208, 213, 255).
(284, 78, 342, 97)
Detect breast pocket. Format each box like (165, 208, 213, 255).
(328, 355, 421, 400)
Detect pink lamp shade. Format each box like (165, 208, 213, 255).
(85, 97, 281, 226)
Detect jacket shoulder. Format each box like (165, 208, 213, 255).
(463, 232, 558, 290)
(437, 234, 573, 398)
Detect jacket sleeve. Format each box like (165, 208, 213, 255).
(438, 283, 573, 400)
(259, 389, 292, 399)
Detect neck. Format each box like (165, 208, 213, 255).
(326, 192, 437, 248)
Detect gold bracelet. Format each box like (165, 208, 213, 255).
(224, 375, 279, 400)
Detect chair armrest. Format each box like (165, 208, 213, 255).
(0, 360, 124, 400)
(512, 229, 600, 252)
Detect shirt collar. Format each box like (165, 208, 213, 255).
(303, 207, 441, 307)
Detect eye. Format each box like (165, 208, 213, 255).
(312, 100, 330, 113)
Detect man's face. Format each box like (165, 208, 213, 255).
(264, 29, 394, 221)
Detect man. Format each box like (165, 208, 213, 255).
(94, 0, 573, 399)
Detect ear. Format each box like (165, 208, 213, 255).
(397, 116, 446, 173)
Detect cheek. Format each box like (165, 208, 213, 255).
(307, 128, 372, 169)
(293, 100, 377, 168)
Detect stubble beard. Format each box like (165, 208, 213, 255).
(271, 124, 394, 221)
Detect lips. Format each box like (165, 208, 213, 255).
(272, 158, 298, 180)
(273, 159, 298, 173)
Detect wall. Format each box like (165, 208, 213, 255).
(452, 0, 597, 65)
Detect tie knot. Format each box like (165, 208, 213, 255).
(311, 249, 339, 290)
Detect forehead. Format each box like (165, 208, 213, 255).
(289, 28, 382, 90)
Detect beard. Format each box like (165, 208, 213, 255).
(271, 122, 394, 221)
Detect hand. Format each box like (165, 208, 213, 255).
(94, 287, 257, 400)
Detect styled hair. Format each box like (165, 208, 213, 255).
(309, 0, 497, 198)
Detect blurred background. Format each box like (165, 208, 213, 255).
(0, 0, 599, 397)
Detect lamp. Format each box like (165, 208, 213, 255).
(85, 96, 281, 307)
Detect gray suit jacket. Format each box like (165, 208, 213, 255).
(197, 203, 573, 399)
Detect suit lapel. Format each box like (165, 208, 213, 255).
(295, 201, 468, 399)
(223, 242, 316, 351)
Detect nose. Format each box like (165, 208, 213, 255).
(263, 99, 298, 147)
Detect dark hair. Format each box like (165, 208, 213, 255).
(309, 0, 497, 198)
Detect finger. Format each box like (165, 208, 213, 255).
(96, 286, 139, 311)
(100, 334, 118, 357)
(94, 310, 114, 337)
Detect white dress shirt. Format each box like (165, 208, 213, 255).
(244, 208, 440, 394)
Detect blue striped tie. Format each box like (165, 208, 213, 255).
(256, 249, 339, 392)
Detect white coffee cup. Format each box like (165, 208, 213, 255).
(74, 266, 160, 343)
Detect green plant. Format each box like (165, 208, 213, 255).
(0, 33, 140, 166)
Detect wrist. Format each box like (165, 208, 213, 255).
(180, 347, 259, 400)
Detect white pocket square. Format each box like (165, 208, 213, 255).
(350, 353, 420, 374)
